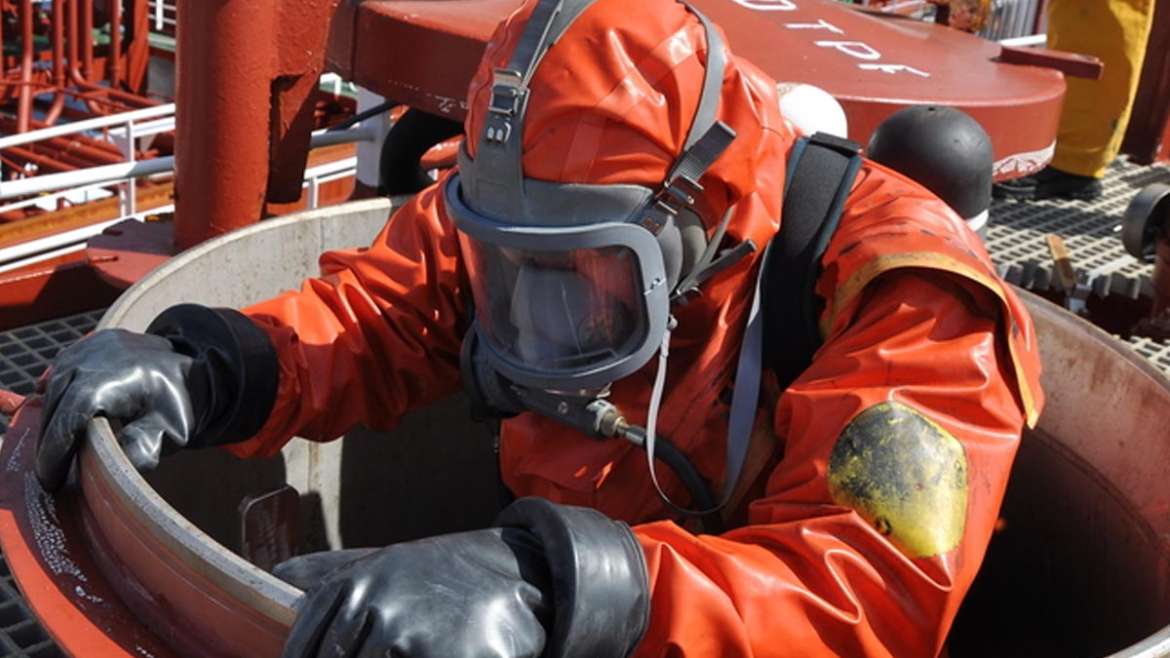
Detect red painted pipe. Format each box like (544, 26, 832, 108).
(17, 0, 34, 133)
(82, 0, 94, 79)
(68, 0, 153, 113)
(3, 146, 81, 173)
(110, 0, 122, 88)
(43, 0, 68, 125)
(174, 0, 276, 249)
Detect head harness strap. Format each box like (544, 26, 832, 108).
(472, 0, 735, 224)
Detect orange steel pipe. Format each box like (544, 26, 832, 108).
(5, 146, 93, 173)
(17, 0, 34, 133)
(83, 0, 94, 79)
(126, 0, 150, 92)
(44, 0, 68, 125)
(67, 0, 154, 112)
(174, 0, 275, 249)
(110, 0, 122, 87)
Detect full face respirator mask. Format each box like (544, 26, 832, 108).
(450, 0, 762, 522)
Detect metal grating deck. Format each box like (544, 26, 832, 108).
(0, 556, 61, 658)
(0, 311, 100, 658)
(0, 312, 104, 435)
(986, 157, 1170, 375)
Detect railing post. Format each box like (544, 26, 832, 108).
(308, 177, 320, 210)
(127, 121, 138, 216)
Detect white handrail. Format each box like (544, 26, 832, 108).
(0, 126, 374, 201)
(149, 0, 176, 31)
(0, 104, 176, 150)
(0, 158, 174, 200)
(0, 149, 362, 273)
(999, 33, 1047, 47)
(0, 180, 115, 215)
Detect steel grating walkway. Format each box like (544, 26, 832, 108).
(0, 310, 101, 658)
(0, 161, 1163, 655)
(986, 157, 1170, 374)
(0, 311, 104, 436)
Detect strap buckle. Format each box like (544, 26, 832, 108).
(488, 69, 525, 117)
(484, 69, 526, 145)
(638, 174, 703, 235)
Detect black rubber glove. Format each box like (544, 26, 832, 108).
(35, 304, 278, 491)
(282, 498, 650, 658)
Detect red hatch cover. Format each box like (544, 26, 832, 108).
(331, 0, 1065, 178)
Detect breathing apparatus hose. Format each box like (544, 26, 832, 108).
(621, 426, 723, 534)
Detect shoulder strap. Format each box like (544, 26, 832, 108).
(675, 133, 860, 531)
(763, 132, 863, 390)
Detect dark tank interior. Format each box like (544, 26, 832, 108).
(144, 402, 1170, 658)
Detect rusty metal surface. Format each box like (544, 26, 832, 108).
(332, 0, 1065, 177)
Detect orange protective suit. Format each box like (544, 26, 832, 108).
(235, 1, 1043, 656)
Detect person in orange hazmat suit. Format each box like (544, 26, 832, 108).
(33, 0, 1044, 656)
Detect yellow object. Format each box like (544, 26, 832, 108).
(1048, 0, 1156, 178)
(827, 401, 969, 559)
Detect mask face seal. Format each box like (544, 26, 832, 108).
(448, 0, 736, 393)
(448, 175, 674, 391)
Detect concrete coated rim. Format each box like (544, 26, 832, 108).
(89, 198, 401, 644)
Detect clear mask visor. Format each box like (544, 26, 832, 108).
(460, 234, 650, 374)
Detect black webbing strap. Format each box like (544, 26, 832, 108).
(762, 132, 863, 390)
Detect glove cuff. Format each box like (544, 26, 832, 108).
(147, 304, 279, 447)
(496, 497, 650, 658)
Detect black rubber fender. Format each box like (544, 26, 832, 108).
(1122, 183, 1170, 263)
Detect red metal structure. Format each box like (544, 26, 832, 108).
(0, 0, 160, 164)
(167, 0, 1084, 254)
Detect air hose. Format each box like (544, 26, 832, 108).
(622, 425, 724, 534)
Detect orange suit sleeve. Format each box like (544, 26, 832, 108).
(228, 180, 469, 458)
(632, 268, 1030, 658)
